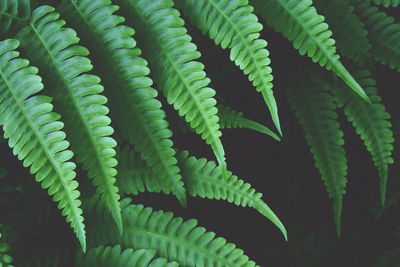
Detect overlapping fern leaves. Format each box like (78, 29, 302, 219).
(85, 197, 259, 267)
(115, 146, 287, 239)
(56, 0, 187, 207)
(0, 39, 86, 250)
(286, 72, 347, 236)
(351, 0, 400, 71)
(15, 5, 122, 234)
(175, 0, 281, 135)
(112, 0, 227, 171)
(250, 0, 369, 103)
(0, 0, 399, 265)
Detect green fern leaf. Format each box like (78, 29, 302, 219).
(111, 0, 227, 170)
(250, 0, 370, 103)
(331, 69, 394, 205)
(0, 0, 30, 34)
(76, 245, 178, 267)
(115, 147, 287, 240)
(373, 0, 400, 7)
(313, 0, 372, 64)
(286, 71, 347, 237)
(218, 105, 280, 141)
(0, 39, 86, 251)
(351, 0, 400, 71)
(85, 197, 259, 267)
(174, 0, 281, 135)
(57, 0, 187, 206)
(15, 5, 122, 233)
(0, 229, 13, 266)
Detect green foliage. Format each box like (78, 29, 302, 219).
(175, 0, 280, 135)
(57, 0, 187, 206)
(0, 39, 85, 251)
(76, 245, 178, 267)
(115, 146, 287, 239)
(0, 0, 399, 264)
(86, 197, 259, 267)
(250, 0, 369, 102)
(351, 0, 400, 71)
(331, 69, 394, 205)
(286, 71, 347, 237)
(15, 5, 122, 233)
(373, 0, 400, 7)
(113, 0, 226, 170)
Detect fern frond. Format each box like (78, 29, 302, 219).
(76, 245, 178, 267)
(15, 5, 122, 233)
(110, 0, 226, 170)
(332, 69, 394, 205)
(218, 105, 280, 141)
(0, 39, 85, 251)
(174, 0, 281, 135)
(373, 0, 400, 7)
(0, 0, 30, 34)
(115, 147, 287, 240)
(0, 229, 13, 266)
(250, 0, 370, 102)
(351, 0, 400, 71)
(286, 71, 347, 237)
(86, 197, 259, 267)
(313, 0, 371, 64)
(57, 0, 186, 206)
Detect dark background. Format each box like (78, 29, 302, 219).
(1, 2, 400, 267)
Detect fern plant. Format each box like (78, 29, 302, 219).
(0, 0, 399, 265)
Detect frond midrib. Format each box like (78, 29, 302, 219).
(303, 89, 343, 197)
(0, 62, 83, 237)
(28, 21, 116, 202)
(103, 216, 244, 266)
(127, 1, 224, 160)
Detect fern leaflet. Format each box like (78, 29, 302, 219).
(332, 69, 394, 205)
(115, 147, 287, 240)
(250, 0, 370, 103)
(112, 0, 227, 170)
(218, 105, 280, 141)
(57, 0, 187, 206)
(174, 0, 281, 135)
(0, 228, 13, 266)
(373, 0, 400, 7)
(76, 245, 178, 267)
(15, 5, 122, 233)
(286, 71, 347, 237)
(0, 0, 30, 34)
(313, 0, 371, 65)
(85, 197, 259, 267)
(351, 0, 400, 71)
(0, 39, 85, 251)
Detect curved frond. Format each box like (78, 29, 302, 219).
(351, 0, 400, 71)
(0, 39, 85, 251)
(175, 0, 281, 135)
(115, 146, 287, 240)
(0, 0, 30, 34)
(218, 105, 280, 141)
(111, 0, 227, 169)
(251, 0, 370, 102)
(85, 197, 259, 267)
(15, 5, 122, 232)
(313, 0, 371, 64)
(286, 71, 347, 237)
(373, 0, 400, 7)
(57, 0, 186, 206)
(76, 245, 178, 267)
(332, 69, 394, 205)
